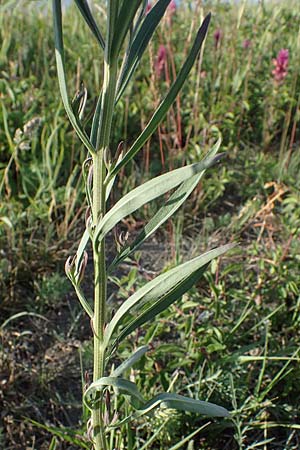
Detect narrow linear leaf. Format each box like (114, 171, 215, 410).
(104, 243, 235, 348)
(111, 0, 143, 59)
(52, 0, 95, 154)
(134, 392, 229, 418)
(111, 345, 149, 377)
(74, 0, 105, 48)
(116, 0, 172, 103)
(83, 377, 229, 418)
(96, 152, 223, 245)
(113, 266, 208, 347)
(106, 0, 119, 61)
(109, 12, 211, 179)
(48, 437, 58, 450)
(109, 139, 222, 271)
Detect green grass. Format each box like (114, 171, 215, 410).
(1, 0, 300, 449)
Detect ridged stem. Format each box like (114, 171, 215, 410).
(91, 52, 118, 450)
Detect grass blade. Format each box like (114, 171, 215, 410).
(169, 422, 211, 450)
(28, 419, 89, 448)
(109, 12, 211, 179)
(96, 152, 223, 245)
(0, 312, 48, 330)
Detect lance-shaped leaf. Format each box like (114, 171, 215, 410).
(108, 13, 211, 180)
(134, 392, 229, 418)
(52, 0, 95, 155)
(84, 377, 229, 419)
(74, 0, 105, 49)
(104, 243, 235, 348)
(84, 376, 145, 411)
(111, 266, 208, 349)
(111, 0, 143, 59)
(111, 345, 149, 377)
(109, 139, 222, 272)
(95, 152, 223, 245)
(116, 0, 172, 103)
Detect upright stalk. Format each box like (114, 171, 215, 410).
(52, 4, 228, 448)
(92, 51, 118, 450)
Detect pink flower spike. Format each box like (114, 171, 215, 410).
(146, 2, 152, 14)
(272, 48, 289, 84)
(168, 0, 177, 14)
(242, 39, 251, 49)
(214, 28, 222, 48)
(154, 45, 167, 78)
(277, 49, 289, 66)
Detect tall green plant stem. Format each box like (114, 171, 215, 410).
(92, 53, 118, 449)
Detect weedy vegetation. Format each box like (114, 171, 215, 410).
(1, 0, 300, 449)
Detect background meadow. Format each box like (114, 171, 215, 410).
(1, 0, 300, 448)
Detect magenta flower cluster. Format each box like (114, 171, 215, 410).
(272, 49, 289, 83)
(154, 45, 167, 77)
(214, 28, 222, 48)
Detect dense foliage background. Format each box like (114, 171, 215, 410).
(1, 0, 300, 448)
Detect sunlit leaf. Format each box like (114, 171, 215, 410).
(96, 152, 223, 245)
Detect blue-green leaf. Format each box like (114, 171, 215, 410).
(108, 139, 222, 271)
(74, 0, 105, 49)
(96, 152, 223, 245)
(111, 345, 149, 377)
(109, 12, 211, 178)
(104, 243, 235, 348)
(116, 0, 172, 103)
(52, 0, 95, 154)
